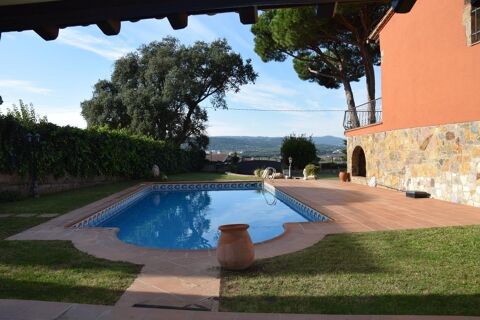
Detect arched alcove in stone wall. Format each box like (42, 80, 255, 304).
(352, 146, 366, 177)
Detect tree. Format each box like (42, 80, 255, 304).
(230, 152, 240, 164)
(252, 4, 387, 125)
(82, 37, 257, 149)
(4, 100, 48, 127)
(280, 134, 317, 170)
(335, 4, 387, 123)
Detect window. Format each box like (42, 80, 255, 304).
(472, 5, 480, 44)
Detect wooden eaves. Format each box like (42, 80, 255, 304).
(0, 0, 414, 41)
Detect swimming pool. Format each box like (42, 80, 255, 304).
(74, 182, 328, 250)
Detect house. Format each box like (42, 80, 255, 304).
(205, 152, 229, 163)
(345, 0, 480, 206)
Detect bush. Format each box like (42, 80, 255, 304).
(280, 134, 317, 170)
(0, 115, 199, 179)
(226, 164, 238, 173)
(304, 164, 320, 177)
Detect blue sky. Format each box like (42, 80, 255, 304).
(0, 13, 380, 138)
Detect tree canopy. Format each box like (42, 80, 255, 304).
(280, 134, 317, 170)
(81, 37, 257, 149)
(4, 100, 48, 127)
(252, 4, 387, 125)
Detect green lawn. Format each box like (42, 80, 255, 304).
(0, 180, 145, 305)
(0, 217, 141, 305)
(221, 225, 480, 316)
(314, 172, 338, 180)
(0, 181, 139, 214)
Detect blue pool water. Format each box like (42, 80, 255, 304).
(98, 188, 321, 250)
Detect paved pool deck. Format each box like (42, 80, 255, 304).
(6, 179, 480, 318)
(1, 299, 479, 320)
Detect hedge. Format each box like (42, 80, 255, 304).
(0, 115, 202, 179)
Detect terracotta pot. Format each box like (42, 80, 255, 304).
(217, 224, 254, 270)
(339, 171, 348, 182)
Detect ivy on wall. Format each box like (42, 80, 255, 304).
(0, 116, 202, 179)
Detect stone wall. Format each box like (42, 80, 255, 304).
(0, 174, 124, 196)
(347, 120, 480, 207)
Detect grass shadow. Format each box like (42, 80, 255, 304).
(220, 293, 480, 315)
(221, 226, 480, 315)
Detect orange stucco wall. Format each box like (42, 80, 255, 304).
(346, 0, 480, 137)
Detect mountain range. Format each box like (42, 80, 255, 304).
(208, 136, 344, 157)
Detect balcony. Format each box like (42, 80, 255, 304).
(343, 98, 382, 130)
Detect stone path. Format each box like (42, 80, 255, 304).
(1, 299, 479, 320)
(5, 180, 480, 316)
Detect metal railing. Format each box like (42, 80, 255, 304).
(472, 6, 480, 44)
(343, 98, 382, 130)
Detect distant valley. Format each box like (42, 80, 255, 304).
(208, 136, 345, 157)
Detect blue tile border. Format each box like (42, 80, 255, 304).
(72, 181, 328, 228)
(152, 181, 262, 192)
(263, 183, 329, 222)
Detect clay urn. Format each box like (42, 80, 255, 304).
(217, 224, 254, 270)
(339, 171, 348, 182)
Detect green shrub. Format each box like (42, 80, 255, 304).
(280, 134, 317, 170)
(0, 115, 200, 179)
(304, 163, 320, 177)
(227, 164, 238, 173)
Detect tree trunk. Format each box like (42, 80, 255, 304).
(342, 79, 360, 129)
(174, 103, 196, 146)
(361, 46, 377, 124)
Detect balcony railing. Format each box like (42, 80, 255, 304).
(343, 98, 382, 130)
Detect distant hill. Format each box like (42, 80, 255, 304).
(208, 136, 344, 157)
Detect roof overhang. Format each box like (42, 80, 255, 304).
(367, 8, 394, 43)
(0, 0, 416, 41)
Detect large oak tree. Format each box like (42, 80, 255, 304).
(81, 37, 257, 149)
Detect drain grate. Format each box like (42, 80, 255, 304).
(133, 303, 210, 312)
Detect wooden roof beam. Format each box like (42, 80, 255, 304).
(34, 25, 58, 40)
(97, 19, 121, 36)
(167, 13, 188, 29)
(390, 0, 416, 13)
(315, 2, 337, 19)
(238, 6, 258, 24)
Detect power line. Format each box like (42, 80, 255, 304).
(204, 106, 346, 112)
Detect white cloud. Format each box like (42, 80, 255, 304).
(46, 109, 87, 128)
(228, 81, 298, 109)
(0, 79, 52, 95)
(57, 29, 133, 60)
(187, 17, 218, 42)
